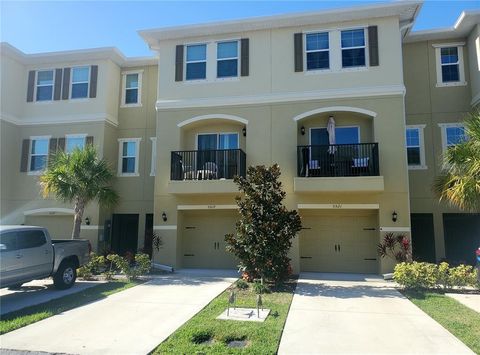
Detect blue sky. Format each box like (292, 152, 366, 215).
(1, 1, 479, 57)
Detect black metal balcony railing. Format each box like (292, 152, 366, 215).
(171, 149, 246, 181)
(297, 143, 379, 177)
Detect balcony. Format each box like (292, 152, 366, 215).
(168, 149, 246, 194)
(295, 143, 384, 193)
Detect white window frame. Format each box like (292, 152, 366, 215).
(117, 138, 141, 177)
(438, 123, 467, 154)
(150, 137, 156, 176)
(70, 66, 90, 100)
(121, 70, 143, 107)
(216, 40, 240, 79)
(405, 125, 427, 170)
(28, 135, 51, 175)
(304, 32, 330, 72)
(65, 134, 87, 153)
(195, 132, 239, 150)
(35, 69, 55, 102)
(340, 28, 368, 69)
(185, 43, 208, 82)
(433, 43, 467, 87)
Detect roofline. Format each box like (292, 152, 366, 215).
(0, 42, 157, 67)
(138, 1, 423, 46)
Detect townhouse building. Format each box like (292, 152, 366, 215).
(0, 1, 479, 273)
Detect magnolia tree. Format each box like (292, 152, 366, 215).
(225, 164, 302, 284)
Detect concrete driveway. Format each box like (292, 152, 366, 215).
(278, 273, 474, 354)
(1, 269, 237, 355)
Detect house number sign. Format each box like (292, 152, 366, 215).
(332, 204, 343, 209)
(208, 205, 216, 209)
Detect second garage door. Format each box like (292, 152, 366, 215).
(300, 211, 379, 273)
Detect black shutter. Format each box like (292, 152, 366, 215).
(86, 136, 94, 146)
(89, 65, 98, 98)
(240, 38, 249, 77)
(294, 33, 303, 72)
(58, 137, 66, 151)
(26, 71, 35, 102)
(62, 68, 71, 100)
(20, 139, 30, 172)
(368, 26, 379, 67)
(175, 45, 184, 82)
(54, 69, 63, 100)
(49, 138, 58, 161)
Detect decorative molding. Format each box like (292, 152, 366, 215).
(432, 42, 466, 48)
(81, 225, 102, 230)
(379, 227, 411, 232)
(0, 112, 118, 127)
(24, 208, 74, 216)
(293, 106, 377, 122)
(153, 225, 177, 230)
(177, 114, 248, 127)
(297, 204, 380, 210)
(177, 204, 238, 210)
(157, 85, 405, 110)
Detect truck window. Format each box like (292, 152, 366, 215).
(17, 230, 47, 249)
(0, 231, 17, 251)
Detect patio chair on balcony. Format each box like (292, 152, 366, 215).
(352, 157, 370, 176)
(197, 161, 218, 180)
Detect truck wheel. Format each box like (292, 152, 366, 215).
(54, 261, 77, 290)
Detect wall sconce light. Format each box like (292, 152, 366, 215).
(85, 217, 91, 226)
(242, 127, 247, 137)
(392, 211, 398, 223)
(300, 126, 306, 135)
(162, 212, 167, 222)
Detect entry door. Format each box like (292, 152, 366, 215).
(443, 213, 480, 265)
(111, 214, 139, 256)
(411, 214, 436, 263)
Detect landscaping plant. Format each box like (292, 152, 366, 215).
(377, 232, 412, 262)
(225, 164, 302, 285)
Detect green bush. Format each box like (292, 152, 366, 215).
(77, 253, 106, 280)
(394, 261, 479, 290)
(235, 279, 249, 290)
(106, 253, 151, 281)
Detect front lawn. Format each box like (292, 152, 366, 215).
(0, 280, 140, 334)
(154, 279, 296, 354)
(402, 290, 480, 354)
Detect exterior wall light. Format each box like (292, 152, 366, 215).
(301, 126, 305, 135)
(392, 211, 398, 223)
(85, 217, 91, 225)
(242, 127, 247, 137)
(162, 212, 167, 222)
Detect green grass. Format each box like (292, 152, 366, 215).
(402, 290, 480, 354)
(154, 279, 297, 354)
(0, 280, 140, 334)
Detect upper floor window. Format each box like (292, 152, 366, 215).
(29, 137, 50, 173)
(121, 71, 142, 106)
(217, 41, 239, 78)
(439, 123, 468, 154)
(71, 66, 90, 99)
(186, 44, 207, 80)
(434, 43, 466, 87)
(36, 70, 54, 101)
(305, 32, 329, 71)
(197, 133, 239, 150)
(65, 134, 87, 153)
(341, 29, 366, 68)
(118, 138, 141, 176)
(406, 125, 426, 169)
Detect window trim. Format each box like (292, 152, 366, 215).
(65, 133, 87, 153)
(184, 43, 208, 82)
(117, 138, 141, 177)
(216, 40, 240, 79)
(308, 125, 361, 145)
(70, 66, 91, 100)
(438, 122, 467, 154)
(195, 132, 240, 150)
(35, 69, 55, 102)
(121, 70, 143, 107)
(433, 43, 467, 87)
(304, 31, 331, 72)
(340, 27, 368, 69)
(28, 135, 51, 175)
(406, 125, 427, 170)
(150, 137, 156, 177)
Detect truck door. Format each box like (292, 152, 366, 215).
(0, 231, 23, 286)
(16, 229, 53, 280)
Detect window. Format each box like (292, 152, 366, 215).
(71, 66, 90, 99)
(118, 138, 141, 176)
(310, 126, 359, 145)
(197, 133, 239, 150)
(434, 44, 466, 87)
(0, 231, 17, 252)
(150, 137, 157, 176)
(36, 70, 54, 101)
(122, 71, 142, 106)
(217, 41, 239, 78)
(439, 123, 468, 154)
(65, 134, 86, 153)
(341, 29, 366, 68)
(305, 32, 329, 71)
(186, 44, 207, 80)
(406, 125, 426, 169)
(17, 230, 46, 249)
(29, 137, 49, 172)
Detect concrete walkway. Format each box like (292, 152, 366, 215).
(1, 269, 237, 355)
(446, 293, 480, 313)
(279, 273, 474, 354)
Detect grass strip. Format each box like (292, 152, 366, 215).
(0, 280, 140, 334)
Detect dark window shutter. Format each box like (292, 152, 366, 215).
(58, 137, 66, 151)
(49, 138, 58, 161)
(62, 68, 71, 100)
(240, 38, 249, 77)
(368, 26, 379, 67)
(20, 139, 30, 172)
(53, 69, 63, 101)
(294, 33, 303, 72)
(86, 136, 94, 146)
(175, 45, 184, 82)
(89, 65, 98, 98)
(27, 71, 35, 102)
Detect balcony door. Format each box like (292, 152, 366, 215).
(197, 133, 239, 178)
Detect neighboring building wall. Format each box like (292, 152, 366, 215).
(467, 24, 480, 106)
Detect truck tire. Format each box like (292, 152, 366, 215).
(53, 261, 77, 290)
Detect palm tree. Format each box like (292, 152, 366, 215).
(40, 145, 119, 239)
(433, 110, 480, 212)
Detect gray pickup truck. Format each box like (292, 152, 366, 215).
(0, 225, 90, 290)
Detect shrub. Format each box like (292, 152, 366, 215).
(106, 253, 151, 281)
(377, 232, 412, 262)
(235, 279, 249, 290)
(252, 280, 270, 294)
(77, 253, 106, 280)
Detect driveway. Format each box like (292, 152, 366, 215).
(278, 273, 474, 354)
(1, 269, 237, 355)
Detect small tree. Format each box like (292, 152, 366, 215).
(225, 164, 302, 284)
(377, 232, 412, 262)
(40, 146, 119, 239)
